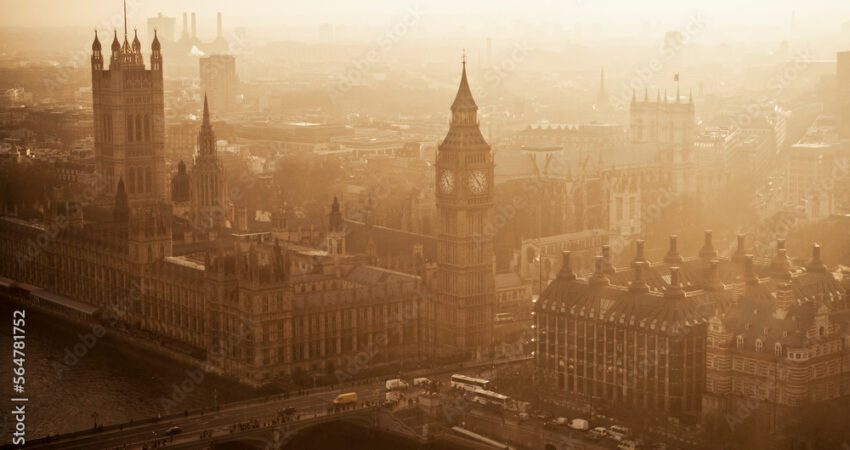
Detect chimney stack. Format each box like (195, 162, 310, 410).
(733, 234, 747, 261)
(664, 235, 683, 264)
(629, 261, 650, 293)
(589, 255, 609, 287)
(217, 12, 223, 38)
(558, 251, 577, 281)
(772, 240, 791, 278)
(807, 243, 827, 273)
(699, 229, 717, 259)
(705, 259, 723, 291)
(182, 12, 188, 39)
(665, 266, 685, 298)
(191, 12, 197, 39)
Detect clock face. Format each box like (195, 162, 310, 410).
(468, 170, 488, 194)
(439, 170, 455, 193)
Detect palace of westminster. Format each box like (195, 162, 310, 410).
(0, 26, 848, 438)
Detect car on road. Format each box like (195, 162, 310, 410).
(543, 420, 560, 430)
(607, 430, 627, 442)
(333, 392, 358, 405)
(165, 426, 182, 436)
(534, 410, 551, 421)
(553, 417, 569, 426)
(618, 439, 638, 450)
(589, 427, 608, 439)
(609, 425, 632, 435)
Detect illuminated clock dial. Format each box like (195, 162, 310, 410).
(468, 170, 487, 194)
(439, 170, 455, 193)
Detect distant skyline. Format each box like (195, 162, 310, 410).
(1, 0, 849, 42)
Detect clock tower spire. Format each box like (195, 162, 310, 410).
(434, 56, 495, 358)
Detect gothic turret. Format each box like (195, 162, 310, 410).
(91, 30, 103, 71)
(151, 29, 161, 51)
(92, 30, 102, 52)
(189, 95, 228, 239)
(111, 30, 120, 53)
(198, 94, 216, 157)
(132, 29, 141, 52)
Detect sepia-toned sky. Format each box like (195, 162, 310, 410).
(1, 0, 849, 36)
(0, 0, 850, 27)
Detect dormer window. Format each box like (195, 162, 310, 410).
(755, 339, 763, 353)
(774, 343, 782, 356)
(736, 335, 744, 349)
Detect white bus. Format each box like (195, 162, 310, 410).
(471, 388, 510, 409)
(450, 374, 490, 391)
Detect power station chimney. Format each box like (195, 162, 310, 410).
(217, 12, 223, 38)
(191, 12, 197, 39)
(182, 12, 188, 39)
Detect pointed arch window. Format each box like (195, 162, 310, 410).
(755, 339, 763, 353)
(135, 115, 142, 141)
(736, 335, 744, 350)
(128, 167, 136, 194)
(774, 343, 783, 356)
(127, 115, 134, 142)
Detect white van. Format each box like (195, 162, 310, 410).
(385, 378, 409, 390)
(569, 418, 589, 430)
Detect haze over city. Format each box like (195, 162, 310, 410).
(0, 1, 849, 450)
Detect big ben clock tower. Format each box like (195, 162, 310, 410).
(434, 57, 495, 357)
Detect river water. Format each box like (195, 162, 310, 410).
(0, 300, 257, 441)
(0, 300, 451, 449)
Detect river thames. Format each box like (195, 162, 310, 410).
(0, 300, 450, 449)
(0, 300, 257, 441)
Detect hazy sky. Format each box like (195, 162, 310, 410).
(1, 0, 849, 40)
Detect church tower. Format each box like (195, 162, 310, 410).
(434, 57, 495, 357)
(326, 196, 345, 257)
(190, 95, 228, 239)
(91, 11, 165, 205)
